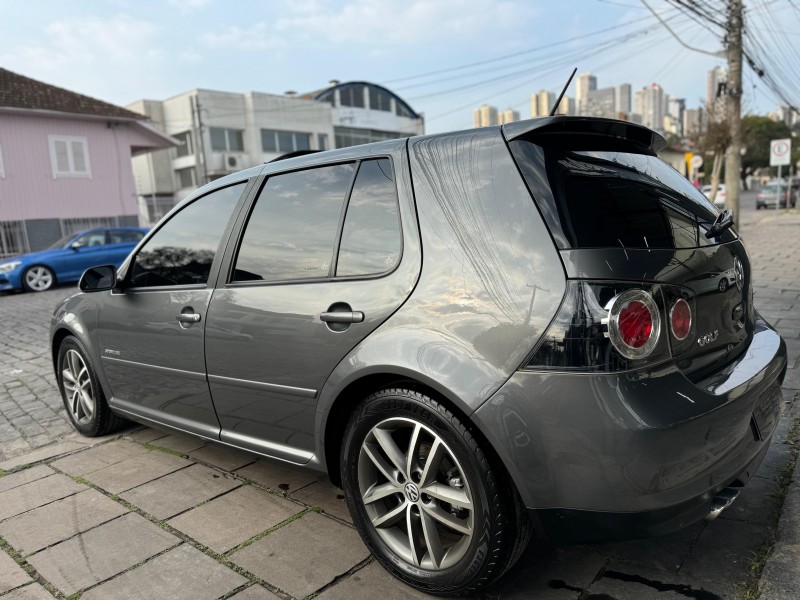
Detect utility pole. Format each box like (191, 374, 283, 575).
(191, 95, 209, 186)
(724, 0, 743, 229)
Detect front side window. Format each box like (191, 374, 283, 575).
(73, 231, 106, 247)
(337, 159, 401, 276)
(210, 128, 244, 152)
(131, 183, 245, 287)
(233, 163, 355, 282)
(49, 135, 91, 178)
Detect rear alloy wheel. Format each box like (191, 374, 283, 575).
(342, 388, 530, 595)
(22, 265, 55, 292)
(57, 336, 127, 436)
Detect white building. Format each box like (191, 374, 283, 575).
(706, 66, 727, 121)
(473, 104, 499, 127)
(498, 108, 521, 124)
(634, 83, 665, 133)
(128, 81, 424, 225)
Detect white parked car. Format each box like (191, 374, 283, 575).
(700, 184, 727, 208)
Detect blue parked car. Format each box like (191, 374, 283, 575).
(0, 227, 148, 293)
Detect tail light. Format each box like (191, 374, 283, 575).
(525, 281, 674, 372)
(669, 298, 692, 341)
(608, 290, 660, 359)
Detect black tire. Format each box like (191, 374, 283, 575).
(56, 336, 127, 437)
(341, 387, 531, 595)
(21, 265, 55, 292)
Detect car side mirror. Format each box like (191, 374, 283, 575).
(70, 241, 84, 250)
(79, 265, 117, 292)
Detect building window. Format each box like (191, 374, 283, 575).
(0, 144, 5, 178)
(174, 131, 193, 158)
(176, 167, 196, 189)
(210, 127, 244, 152)
(0, 221, 28, 258)
(339, 85, 366, 108)
(369, 88, 392, 112)
(48, 135, 91, 178)
(318, 133, 328, 151)
(333, 127, 407, 149)
(261, 129, 311, 153)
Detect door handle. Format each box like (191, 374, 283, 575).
(320, 311, 364, 324)
(176, 313, 201, 323)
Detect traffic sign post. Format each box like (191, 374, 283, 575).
(770, 138, 791, 211)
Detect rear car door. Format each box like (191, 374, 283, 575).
(96, 180, 252, 437)
(205, 152, 419, 462)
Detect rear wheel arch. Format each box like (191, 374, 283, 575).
(322, 372, 510, 492)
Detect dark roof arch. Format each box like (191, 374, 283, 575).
(310, 81, 419, 119)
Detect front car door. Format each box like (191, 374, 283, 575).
(205, 147, 420, 463)
(96, 180, 253, 437)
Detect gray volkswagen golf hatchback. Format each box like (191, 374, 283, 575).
(51, 117, 787, 595)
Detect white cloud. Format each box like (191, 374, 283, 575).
(168, 0, 212, 10)
(4, 15, 159, 71)
(273, 0, 537, 44)
(199, 23, 285, 51)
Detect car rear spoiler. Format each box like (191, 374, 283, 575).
(502, 116, 667, 153)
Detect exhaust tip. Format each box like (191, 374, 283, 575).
(706, 488, 741, 521)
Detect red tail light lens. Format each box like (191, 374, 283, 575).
(608, 290, 661, 359)
(670, 298, 692, 341)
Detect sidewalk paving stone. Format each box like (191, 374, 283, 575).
(81, 543, 248, 600)
(26, 512, 179, 596)
(120, 463, 242, 519)
(123, 426, 170, 444)
(84, 450, 193, 494)
(0, 440, 86, 471)
(148, 433, 208, 454)
(167, 485, 302, 554)
(229, 511, 370, 599)
(0, 550, 32, 593)
(0, 488, 128, 555)
(50, 439, 149, 476)
(188, 444, 255, 472)
(0, 474, 84, 521)
(0, 465, 53, 494)
(289, 479, 352, 523)
(235, 458, 317, 493)
(316, 562, 436, 600)
(228, 584, 281, 599)
(679, 518, 766, 584)
(0, 584, 55, 600)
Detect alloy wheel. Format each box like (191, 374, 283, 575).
(62, 349, 95, 425)
(25, 267, 53, 291)
(357, 417, 474, 570)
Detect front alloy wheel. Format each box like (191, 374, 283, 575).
(62, 349, 95, 425)
(342, 388, 531, 595)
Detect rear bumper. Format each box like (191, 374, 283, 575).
(473, 319, 786, 542)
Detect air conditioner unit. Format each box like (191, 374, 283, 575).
(222, 153, 244, 171)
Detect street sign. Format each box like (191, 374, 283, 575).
(770, 138, 791, 167)
(690, 155, 704, 170)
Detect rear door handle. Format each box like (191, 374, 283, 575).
(176, 313, 201, 323)
(320, 311, 364, 324)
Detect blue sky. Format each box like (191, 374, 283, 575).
(1, 0, 796, 134)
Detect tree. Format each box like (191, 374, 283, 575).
(702, 118, 732, 203)
(742, 116, 796, 173)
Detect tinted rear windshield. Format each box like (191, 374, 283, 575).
(509, 139, 736, 249)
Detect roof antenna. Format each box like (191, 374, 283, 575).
(549, 67, 577, 117)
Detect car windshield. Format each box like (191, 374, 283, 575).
(46, 234, 77, 250)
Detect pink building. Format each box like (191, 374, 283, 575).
(0, 68, 175, 257)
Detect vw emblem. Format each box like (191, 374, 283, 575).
(404, 482, 420, 503)
(733, 256, 744, 292)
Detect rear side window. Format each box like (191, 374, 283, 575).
(509, 141, 736, 249)
(233, 163, 355, 282)
(130, 183, 244, 287)
(336, 159, 401, 276)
